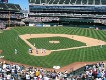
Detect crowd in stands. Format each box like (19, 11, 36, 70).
(0, 13, 24, 26)
(0, 20, 21, 25)
(26, 17, 59, 22)
(0, 61, 70, 80)
(0, 61, 106, 80)
(0, 14, 23, 19)
(40, 17, 59, 22)
(0, 20, 7, 24)
(69, 62, 106, 80)
(0, 23, 5, 29)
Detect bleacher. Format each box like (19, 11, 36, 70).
(67, 62, 106, 80)
(60, 18, 94, 23)
(0, 23, 5, 29)
(0, 3, 24, 27)
(28, 0, 106, 26)
(67, 65, 88, 79)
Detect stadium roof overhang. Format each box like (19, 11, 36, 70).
(29, 3, 106, 6)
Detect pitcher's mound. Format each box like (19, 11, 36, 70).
(49, 41, 60, 44)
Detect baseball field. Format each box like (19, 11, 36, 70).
(0, 26, 106, 68)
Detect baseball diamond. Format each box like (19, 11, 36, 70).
(0, 27, 106, 68)
(0, 0, 106, 79)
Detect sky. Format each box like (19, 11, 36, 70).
(8, 0, 29, 10)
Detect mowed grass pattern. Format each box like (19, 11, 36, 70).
(0, 27, 106, 68)
(28, 37, 86, 50)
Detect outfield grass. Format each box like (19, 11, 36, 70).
(0, 27, 106, 68)
(28, 37, 86, 50)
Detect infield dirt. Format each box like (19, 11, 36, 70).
(19, 34, 106, 56)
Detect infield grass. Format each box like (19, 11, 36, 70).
(28, 37, 86, 50)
